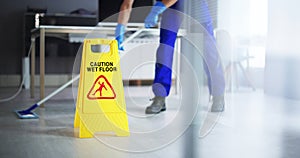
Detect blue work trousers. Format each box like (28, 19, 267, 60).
(153, 0, 225, 97)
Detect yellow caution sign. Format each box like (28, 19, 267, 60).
(74, 39, 129, 138)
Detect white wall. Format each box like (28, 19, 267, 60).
(264, 0, 300, 99)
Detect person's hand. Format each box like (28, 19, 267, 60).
(144, 2, 167, 28)
(115, 23, 125, 50)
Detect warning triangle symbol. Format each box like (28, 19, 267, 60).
(87, 75, 116, 100)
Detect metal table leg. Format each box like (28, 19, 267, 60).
(40, 28, 45, 107)
(30, 38, 36, 98)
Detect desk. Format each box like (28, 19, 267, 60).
(30, 25, 184, 105)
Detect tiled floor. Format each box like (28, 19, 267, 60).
(0, 86, 300, 158)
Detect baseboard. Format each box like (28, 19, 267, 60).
(0, 75, 22, 87)
(0, 74, 73, 87)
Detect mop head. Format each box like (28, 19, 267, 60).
(15, 110, 39, 119)
(15, 103, 39, 119)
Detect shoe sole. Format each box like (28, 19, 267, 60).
(145, 106, 166, 114)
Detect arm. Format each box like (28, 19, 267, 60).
(117, 0, 177, 26)
(161, 0, 178, 8)
(117, 0, 134, 25)
(115, 0, 134, 50)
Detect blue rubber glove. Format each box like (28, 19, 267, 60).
(144, 2, 167, 28)
(115, 23, 125, 50)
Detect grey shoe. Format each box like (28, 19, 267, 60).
(145, 96, 166, 114)
(211, 95, 225, 112)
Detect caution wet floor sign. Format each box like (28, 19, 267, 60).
(74, 39, 129, 138)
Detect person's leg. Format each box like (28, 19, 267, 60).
(146, 1, 183, 114)
(200, 1, 225, 112)
(202, 22, 225, 112)
(202, 22, 225, 97)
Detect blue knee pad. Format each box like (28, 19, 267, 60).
(153, 63, 172, 97)
(153, 28, 178, 97)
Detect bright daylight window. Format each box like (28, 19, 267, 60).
(248, 0, 268, 68)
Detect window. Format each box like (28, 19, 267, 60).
(248, 0, 268, 68)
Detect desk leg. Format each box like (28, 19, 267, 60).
(30, 38, 35, 98)
(40, 28, 45, 107)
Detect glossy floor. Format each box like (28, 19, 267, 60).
(0, 87, 299, 158)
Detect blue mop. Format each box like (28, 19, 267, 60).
(15, 75, 80, 119)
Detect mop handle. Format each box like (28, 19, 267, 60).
(37, 75, 80, 106)
(122, 28, 144, 46)
(36, 28, 145, 106)
(119, 28, 145, 57)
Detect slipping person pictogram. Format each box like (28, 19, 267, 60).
(93, 81, 108, 97)
(87, 75, 116, 100)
